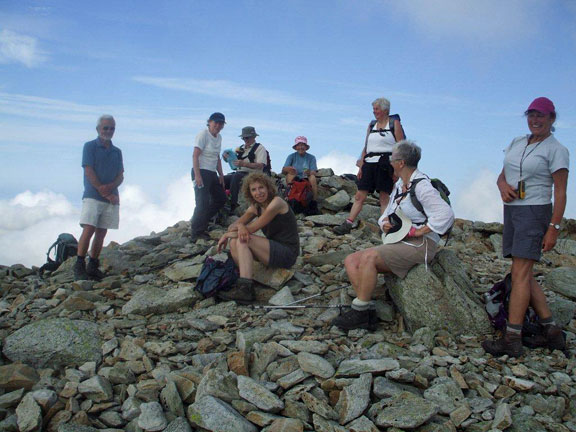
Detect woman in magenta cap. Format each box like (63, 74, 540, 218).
(483, 97, 569, 357)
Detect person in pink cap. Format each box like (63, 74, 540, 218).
(282, 136, 320, 213)
(483, 97, 570, 357)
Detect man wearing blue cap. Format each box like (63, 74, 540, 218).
(190, 112, 227, 241)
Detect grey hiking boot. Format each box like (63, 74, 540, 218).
(482, 329, 524, 358)
(86, 257, 105, 281)
(332, 308, 377, 331)
(333, 220, 354, 235)
(217, 277, 255, 304)
(73, 258, 89, 281)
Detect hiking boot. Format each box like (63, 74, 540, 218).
(523, 325, 566, 351)
(217, 278, 255, 304)
(332, 308, 377, 331)
(86, 257, 105, 281)
(306, 200, 321, 216)
(73, 258, 89, 281)
(482, 330, 523, 358)
(333, 220, 354, 235)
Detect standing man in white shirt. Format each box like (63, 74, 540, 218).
(190, 112, 227, 241)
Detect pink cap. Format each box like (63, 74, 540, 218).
(294, 136, 308, 145)
(526, 97, 555, 115)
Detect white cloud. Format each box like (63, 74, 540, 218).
(0, 176, 196, 268)
(133, 76, 346, 111)
(392, 0, 541, 43)
(452, 169, 502, 223)
(0, 29, 47, 67)
(317, 152, 359, 176)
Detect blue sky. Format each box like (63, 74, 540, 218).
(1, 0, 575, 266)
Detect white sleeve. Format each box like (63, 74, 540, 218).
(254, 145, 268, 165)
(195, 130, 207, 151)
(416, 181, 455, 234)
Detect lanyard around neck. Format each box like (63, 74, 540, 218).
(519, 136, 543, 180)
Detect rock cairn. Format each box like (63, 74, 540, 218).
(1, 168, 576, 431)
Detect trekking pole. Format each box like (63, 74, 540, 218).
(279, 285, 348, 308)
(253, 304, 351, 311)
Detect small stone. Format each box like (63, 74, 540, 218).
(237, 375, 284, 412)
(77, 376, 113, 402)
(138, 401, 168, 431)
(16, 393, 42, 432)
(0, 363, 40, 391)
(297, 352, 335, 378)
(503, 376, 535, 391)
(449, 404, 472, 427)
(492, 403, 512, 430)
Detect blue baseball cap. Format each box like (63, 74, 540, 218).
(208, 112, 226, 123)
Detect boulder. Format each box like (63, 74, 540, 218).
(122, 285, 200, 315)
(253, 262, 295, 290)
(545, 267, 576, 300)
(322, 190, 351, 212)
(2, 318, 101, 369)
(384, 249, 491, 335)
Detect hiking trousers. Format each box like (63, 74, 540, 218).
(191, 169, 226, 235)
(230, 171, 249, 209)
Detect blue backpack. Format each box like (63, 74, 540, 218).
(195, 255, 239, 297)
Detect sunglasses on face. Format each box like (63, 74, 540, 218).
(102, 126, 115, 131)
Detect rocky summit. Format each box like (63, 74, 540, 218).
(1, 169, 576, 431)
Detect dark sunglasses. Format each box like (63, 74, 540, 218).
(102, 126, 115, 131)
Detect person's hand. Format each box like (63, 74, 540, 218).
(195, 175, 204, 188)
(237, 224, 250, 243)
(303, 169, 310, 176)
(219, 176, 225, 188)
(498, 181, 518, 203)
(542, 227, 559, 252)
(98, 184, 113, 196)
(107, 194, 119, 205)
(286, 167, 297, 175)
(233, 160, 243, 168)
(357, 168, 363, 180)
(381, 219, 392, 232)
(217, 234, 229, 252)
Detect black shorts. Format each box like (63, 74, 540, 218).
(268, 240, 298, 268)
(503, 204, 552, 261)
(357, 156, 394, 194)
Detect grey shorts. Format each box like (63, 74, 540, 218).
(79, 198, 120, 230)
(375, 237, 438, 278)
(268, 240, 298, 269)
(503, 204, 552, 261)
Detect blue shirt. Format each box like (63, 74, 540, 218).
(82, 138, 124, 202)
(283, 152, 317, 177)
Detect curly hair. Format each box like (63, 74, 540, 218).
(241, 172, 278, 206)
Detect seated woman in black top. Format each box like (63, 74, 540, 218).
(217, 172, 299, 303)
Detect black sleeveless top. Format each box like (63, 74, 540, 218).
(257, 200, 300, 255)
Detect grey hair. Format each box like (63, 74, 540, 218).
(372, 97, 390, 112)
(392, 140, 421, 168)
(97, 115, 115, 128)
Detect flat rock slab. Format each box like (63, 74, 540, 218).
(2, 318, 101, 369)
(336, 359, 399, 376)
(187, 395, 258, 432)
(122, 285, 199, 315)
(375, 391, 439, 429)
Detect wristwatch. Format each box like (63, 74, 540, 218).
(549, 223, 561, 230)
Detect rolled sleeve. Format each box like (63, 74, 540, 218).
(416, 181, 455, 234)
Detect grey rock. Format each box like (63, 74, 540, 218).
(279, 340, 329, 354)
(336, 358, 399, 376)
(276, 368, 311, 390)
(270, 321, 305, 336)
(164, 417, 193, 432)
(347, 415, 379, 432)
(2, 318, 101, 369)
(138, 401, 168, 431)
(78, 375, 114, 402)
(100, 410, 125, 428)
(358, 204, 381, 221)
(237, 375, 284, 412)
(297, 352, 335, 378)
(195, 368, 239, 402)
(546, 267, 576, 300)
(0, 388, 25, 409)
(269, 286, 296, 306)
(16, 393, 42, 432)
(122, 396, 142, 421)
(323, 190, 351, 211)
(187, 395, 258, 432)
(385, 249, 492, 335)
(423, 377, 466, 415)
(253, 262, 295, 289)
(303, 250, 348, 266)
(57, 425, 99, 432)
(374, 300, 395, 322)
(301, 391, 338, 421)
(161, 380, 185, 417)
(373, 377, 420, 399)
(492, 402, 512, 430)
(163, 260, 203, 281)
(554, 238, 576, 256)
(122, 285, 199, 315)
(304, 214, 343, 226)
(375, 391, 438, 429)
(335, 373, 372, 425)
(548, 297, 576, 327)
(237, 327, 278, 352)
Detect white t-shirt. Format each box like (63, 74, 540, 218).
(503, 134, 569, 206)
(237, 143, 268, 173)
(365, 122, 397, 163)
(379, 169, 455, 244)
(195, 129, 222, 172)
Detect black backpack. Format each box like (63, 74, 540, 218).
(194, 255, 239, 297)
(39, 233, 78, 274)
(409, 177, 453, 237)
(237, 143, 272, 175)
(368, 114, 404, 140)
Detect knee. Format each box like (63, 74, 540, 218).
(354, 191, 367, 203)
(344, 252, 361, 270)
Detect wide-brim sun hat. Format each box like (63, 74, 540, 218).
(382, 207, 413, 245)
(526, 97, 555, 115)
(293, 136, 310, 150)
(239, 126, 259, 138)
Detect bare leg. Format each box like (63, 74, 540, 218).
(308, 174, 318, 200)
(285, 173, 296, 184)
(529, 275, 552, 320)
(78, 225, 96, 257)
(378, 191, 390, 214)
(229, 235, 271, 279)
(348, 190, 368, 222)
(90, 228, 108, 259)
(345, 248, 391, 301)
(508, 257, 535, 325)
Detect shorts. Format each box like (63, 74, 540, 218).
(268, 240, 298, 269)
(357, 157, 394, 194)
(503, 204, 551, 261)
(376, 237, 438, 278)
(79, 198, 120, 230)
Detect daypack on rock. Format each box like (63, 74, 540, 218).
(409, 176, 453, 237)
(39, 233, 78, 274)
(194, 255, 239, 297)
(286, 178, 313, 214)
(237, 143, 272, 175)
(484, 273, 540, 334)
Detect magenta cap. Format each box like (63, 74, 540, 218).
(526, 97, 555, 115)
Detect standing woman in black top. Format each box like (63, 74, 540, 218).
(217, 172, 300, 303)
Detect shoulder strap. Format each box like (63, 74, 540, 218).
(389, 114, 400, 140)
(246, 143, 260, 163)
(408, 177, 429, 217)
(46, 239, 59, 259)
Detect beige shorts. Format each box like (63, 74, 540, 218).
(79, 198, 119, 229)
(375, 237, 438, 278)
